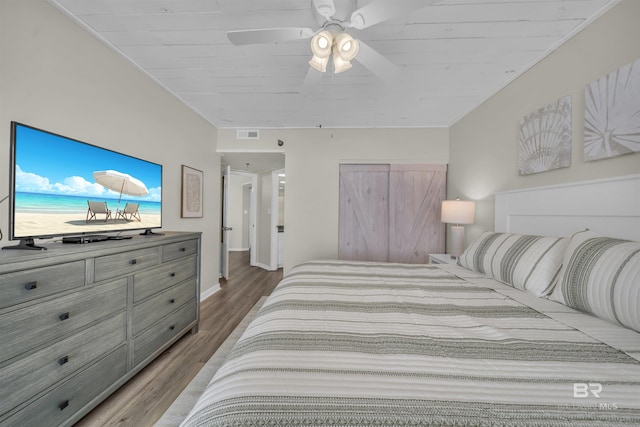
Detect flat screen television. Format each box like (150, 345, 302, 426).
(5, 122, 162, 250)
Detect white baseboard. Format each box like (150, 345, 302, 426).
(229, 248, 250, 252)
(255, 262, 276, 271)
(200, 283, 221, 302)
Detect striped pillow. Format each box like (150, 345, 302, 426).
(549, 230, 640, 332)
(457, 231, 567, 297)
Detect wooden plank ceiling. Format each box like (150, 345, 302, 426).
(48, 0, 619, 129)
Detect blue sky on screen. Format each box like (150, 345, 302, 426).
(14, 124, 162, 201)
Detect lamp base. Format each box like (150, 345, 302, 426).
(450, 225, 465, 258)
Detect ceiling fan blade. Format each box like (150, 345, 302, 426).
(227, 27, 314, 46)
(355, 40, 402, 83)
(347, 0, 439, 30)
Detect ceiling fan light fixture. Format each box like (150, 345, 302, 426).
(332, 54, 352, 74)
(310, 31, 333, 57)
(334, 32, 359, 61)
(309, 31, 359, 74)
(309, 54, 329, 73)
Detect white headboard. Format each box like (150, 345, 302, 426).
(495, 174, 640, 241)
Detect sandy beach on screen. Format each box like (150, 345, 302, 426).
(14, 211, 162, 238)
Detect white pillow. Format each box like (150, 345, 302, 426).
(458, 231, 567, 297)
(549, 229, 640, 332)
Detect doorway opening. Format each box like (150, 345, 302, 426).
(219, 152, 285, 279)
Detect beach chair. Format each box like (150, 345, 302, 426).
(86, 201, 112, 222)
(116, 203, 141, 222)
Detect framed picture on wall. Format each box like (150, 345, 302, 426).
(181, 165, 203, 218)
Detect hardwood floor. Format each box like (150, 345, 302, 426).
(75, 251, 282, 427)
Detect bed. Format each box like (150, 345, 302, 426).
(182, 175, 640, 426)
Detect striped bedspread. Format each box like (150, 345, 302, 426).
(182, 260, 640, 426)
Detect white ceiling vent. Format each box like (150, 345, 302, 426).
(236, 130, 260, 139)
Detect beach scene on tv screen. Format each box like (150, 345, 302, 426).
(13, 125, 162, 238)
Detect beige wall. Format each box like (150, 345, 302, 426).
(227, 173, 252, 250)
(0, 0, 220, 293)
(257, 171, 273, 268)
(218, 128, 449, 272)
(449, 0, 640, 248)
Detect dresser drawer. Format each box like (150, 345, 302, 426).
(94, 247, 159, 282)
(133, 255, 197, 302)
(0, 311, 126, 416)
(0, 261, 85, 309)
(133, 300, 197, 366)
(2, 346, 127, 427)
(162, 239, 198, 262)
(0, 279, 127, 362)
(133, 279, 197, 335)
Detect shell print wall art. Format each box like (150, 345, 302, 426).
(584, 58, 640, 161)
(518, 95, 572, 176)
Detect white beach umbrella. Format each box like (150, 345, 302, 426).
(93, 170, 149, 203)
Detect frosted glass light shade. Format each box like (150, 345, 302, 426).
(310, 31, 333, 57)
(309, 31, 332, 73)
(441, 200, 475, 225)
(332, 53, 352, 73)
(334, 32, 359, 61)
(309, 54, 329, 72)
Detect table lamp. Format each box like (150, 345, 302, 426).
(441, 198, 476, 258)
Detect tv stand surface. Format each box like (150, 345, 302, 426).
(2, 238, 46, 250)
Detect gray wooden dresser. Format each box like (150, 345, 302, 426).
(0, 231, 201, 426)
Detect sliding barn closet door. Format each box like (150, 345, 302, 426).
(339, 164, 389, 262)
(388, 164, 446, 263)
(339, 164, 446, 264)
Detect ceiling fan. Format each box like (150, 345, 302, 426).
(227, 0, 437, 81)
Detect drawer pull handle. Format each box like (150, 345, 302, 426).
(169, 325, 175, 331)
(24, 281, 38, 290)
(59, 312, 70, 321)
(169, 298, 176, 304)
(58, 355, 69, 366)
(180, 247, 186, 252)
(130, 259, 137, 265)
(59, 400, 69, 411)
(170, 272, 176, 277)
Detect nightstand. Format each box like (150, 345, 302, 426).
(428, 253, 458, 265)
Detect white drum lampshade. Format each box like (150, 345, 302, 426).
(441, 199, 476, 258)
